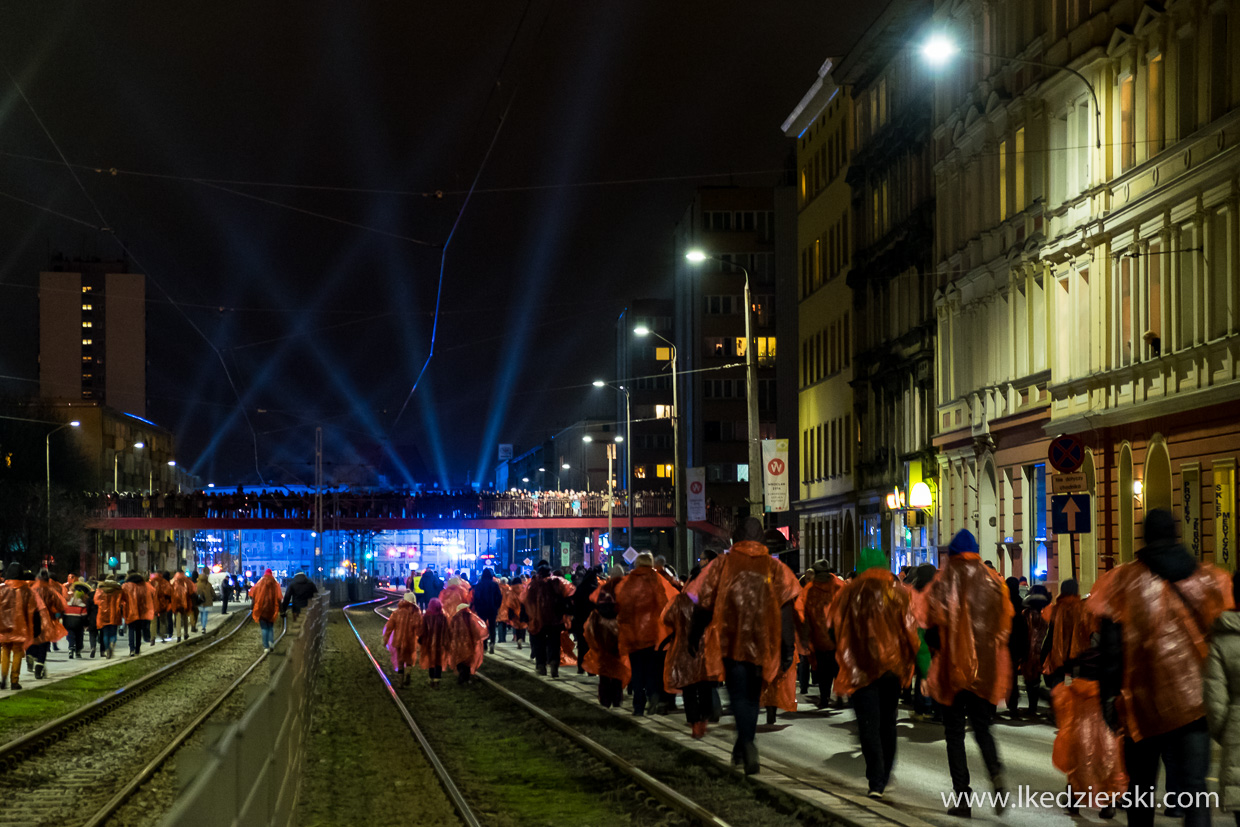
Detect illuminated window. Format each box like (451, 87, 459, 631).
(655, 404, 674, 419)
(82, 321, 93, 328)
(1147, 56, 1163, 155)
(82, 304, 93, 311)
(755, 336, 777, 366)
(998, 139, 1008, 221)
(737, 464, 749, 482)
(1120, 75, 1135, 171)
(1014, 127, 1026, 209)
(734, 337, 747, 357)
(82, 286, 92, 293)
(82, 373, 93, 380)
(655, 347, 671, 361)
(81, 338, 93, 345)
(81, 356, 92, 362)
(634, 466, 647, 479)
(655, 464, 674, 480)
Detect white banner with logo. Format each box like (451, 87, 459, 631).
(687, 467, 706, 522)
(761, 439, 790, 513)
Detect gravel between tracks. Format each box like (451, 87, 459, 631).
(296, 610, 462, 827)
(0, 622, 270, 827)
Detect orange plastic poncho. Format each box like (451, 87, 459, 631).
(798, 575, 844, 655)
(1051, 678, 1129, 794)
(94, 581, 124, 627)
(121, 579, 153, 624)
(448, 607, 487, 674)
(830, 567, 921, 696)
(30, 579, 68, 645)
(142, 581, 158, 620)
(499, 581, 526, 629)
(439, 581, 473, 617)
(418, 601, 451, 670)
(615, 566, 680, 656)
(686, 541, 802, 685)
(250, 574, 282, 623)
(559, 628, 577, 666)
(1042, 594, 1095, 676)
(922, 552, 1014, 706)
(0, 579, 48, 648)
(661, 589, 722, 690)
(149, 573, 173, 613)
(383, 600, 422, 670)
(583, 578, 630, 685)
(170, 572, 195, 614)
(1088, 559, 1232, 741)
(522, 573, 573, 635)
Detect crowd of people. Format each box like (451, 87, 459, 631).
(84, 488, 674, 521)
(0, 565, 319, 690)
(386, 508, 1239, 825)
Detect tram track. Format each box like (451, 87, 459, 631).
(0, 612, 287, 827)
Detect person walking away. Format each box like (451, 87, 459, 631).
(196, 573, 216, 633)
(907, 562, 939, 721)
(922, 530, 1013, 817)
(1, 563, 48, 690)
(420, 566, 443, 608)
(662, 565, 723, 737)
(418, 598, 450, 688)
(384, 592, 422, 685)
(616, 552, 679, 716)
(799, 559, 845, 709)
(1091, 508, 1231, 827)
(448, 603, 487, 684)
(585, 565, 630, 709)
(1205, 573, 1240, 827)
(686, 517, 801, 775)
(1005, 577, 1029, 717)
(29, 569, 68, 679)
(120, 572, 152, 656)
(279, 571, 317, 622)
(471, 568, 503, 654)
(150, 571, 173, 643)
(439, 576, 472, 617)
(571, 568, 600, 672)
(495, 577, 512, 643)
(250, 569, 283, 650)
(94, 574, 123, 658)
(81, 580, 99, 658)
(1020, 584, 1051, 715)
(170, 570, 195, 641)
(523, 561, 574, 678)
(63, 581, 91, 659)
(831, 546, 921, 798)
(220, 576, 232, 615)
(1042, 579, 1093, 691)
(500, 575, 527, 648)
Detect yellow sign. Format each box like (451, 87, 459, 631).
(1214, 460, 1235, 571)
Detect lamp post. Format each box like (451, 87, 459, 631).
(45, 420, 81, 552)
(114, 441, 144, 492)
(592, 379, 635, 551)
(536, 466, 565, 491)
(685, 250, 763, 518)
(629, 327, 687, 569)
(920, 33, 1101, 148)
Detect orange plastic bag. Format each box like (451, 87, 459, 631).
(1051, 679, 1128, 795)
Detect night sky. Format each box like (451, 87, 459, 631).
(0, 1, 881, 490)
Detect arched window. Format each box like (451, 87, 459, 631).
(1079, 451, 1097, 590)
(1120, 444, 1134, 563)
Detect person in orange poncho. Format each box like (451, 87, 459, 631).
(121, 571, 153, 656)
(523, 561, 573, 678)
(449, 604, 487, 684)
(799, 559, 845, 709)
(616, 552, 680, 716)
(250, 569, 282, 650)
(585, 566, 630, 708)
(94, 574, 124, 659)
(418, 598, 450, 688)
(439, 577, 473, 617)
(500, 575, 527, 649)
(149, 571, 174, 643)
(384, 592, 422, 684)
(662, 564, 722, 737)
(1041, 578, 1094, 687)
(170, 570, 196, 641)
(1, 563, 50, 690)
(686, 517, 801, 775)
(28, 569, 68, 679)
(1050, 646, 1124, 819)
(1090, 508, 1231, 827)
(495, 577, 513, 644)
(832, 547, 921, 798)
(922, 530, 1013, 816)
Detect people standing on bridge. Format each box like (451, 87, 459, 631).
(150, 571, 173, 643)
(585, 565, 629, 709)
(171, 570, 195, 641)
(687, 517, 801, 775)
(384, 592, 422, 685)
(617, 552, 679, 716)
(922, 530, 1013, 818)
(1204, 572, 1240, 827)
(471, 568, 503, 655)
(1, 563, 45, 690)
(830, 547, 920, 799)
(28, 569, 67, 679)
(1091, 508, 1231, 827)
(280, 571, 317, 622)
(250, 569, 283, 651)
(418, 597, 450, 688)
(195, 572, 216, 633)
(798, 560, 845, 709)
(662, 565, 722, 737)
(524, 561, 574, 678)
(94, 574, 123, 658)
(121, 572, 152, 656)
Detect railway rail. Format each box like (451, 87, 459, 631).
(0, 611, 287, 827)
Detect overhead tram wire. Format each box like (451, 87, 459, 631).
(2, 64, 267, 485)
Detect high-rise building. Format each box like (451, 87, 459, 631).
(39, 257, 146, 417)
(615, 299, 675, 496)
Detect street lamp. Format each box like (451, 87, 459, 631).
(593, 379, 634, 550)
(46, 420, 80, 552)
(114, 441, 144, 492)
(685, 250, 763, 517)
(632, 324, 687, 569)
(919, 33, 1101, 148)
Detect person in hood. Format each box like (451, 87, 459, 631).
(584, 566, 629, 709)
(922, 530, 1013, 818)
(419, 566, 444, 607)
(149, 571, 173, 643)
(500, 574, 527, 648)
(523, 561, 574, 678)
(830, 547, 921, 799)
(195, 572, 216, 632)
(1091, 508, 1232, 827)
(93, 574, 122, 659)
(570, 567, 600, 674)
(616, 552, 680, 716)
(686, 517, 801, 775)
(385, 592, 422, 685)
(1, 563, 46, 689)
(28, 569, 68, 679)
(1004, 577, 1029, 717)
(1041, 579, 1093, 689)
(418, 598, 450, 688)
(798, 559, 845, 709)
(120, 572, 153, 656)
(662, 564, 722, 736)
(471, 568, 504, 654)
(279, 571, 317, 621)
(250, 570, 283, 650)
(1019, 585, 1051, 715)
(1205, 572, 1240, 826)
(439, 576, 472, 617)
(448, 602, 487, 684)
(170, 570, 195, 641)
(63, 580, 94, 659)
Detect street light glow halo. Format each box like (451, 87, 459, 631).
(561, 463, 570, 469)
(921, 33, 959, 66)
(592, 380, 606, 387)
(633, 325, 650, 336)
(133, 441, 144, 449)
(685, 250, 708, 263)
(69, 420, 80, 427)
(582, 435, 593, 443)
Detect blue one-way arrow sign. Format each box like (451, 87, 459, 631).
(1051, 494, 1092, 534)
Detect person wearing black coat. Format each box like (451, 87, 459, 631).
(471, 568, 504, 654)
(571, 568, 600, 674)
(279, 572, 318, 620)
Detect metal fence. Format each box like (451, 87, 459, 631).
(159, 594, 329, 827)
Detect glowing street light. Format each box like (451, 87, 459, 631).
(684, 250, 708, 263)
(593, 380, 634, 548)
(920, 33, 959, 66)
(634, 323, 686, 568)
(113, 440, 145, 492)
(582, 435, 593, 443)
(46, 420, 80, 549)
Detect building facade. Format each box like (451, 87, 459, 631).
(931, 0, 1240, 588)
(615, 299, 676, 494)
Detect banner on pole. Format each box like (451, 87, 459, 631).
(687, 467, 706, 522)
(761, 439, 790, 513)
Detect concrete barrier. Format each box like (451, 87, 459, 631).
(160, 594, 329, 827)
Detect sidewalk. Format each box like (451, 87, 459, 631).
(0, 602, 245, 700)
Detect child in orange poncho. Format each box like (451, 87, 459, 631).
(383, 592, 422, 685)
(449, 605, 487, 684)
(418, 598, 450, 688)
